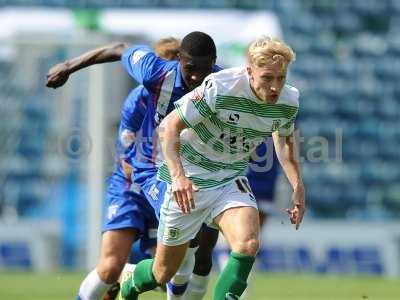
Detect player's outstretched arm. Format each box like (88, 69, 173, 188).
(272, 131, 305, 230)
(46, 42, 128, 88)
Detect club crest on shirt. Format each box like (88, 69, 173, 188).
(191, 88, 204, 102)
(271, 119, 281, 131)
(148, 184, 160, 201)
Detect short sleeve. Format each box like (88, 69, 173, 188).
(174, 76, 218, 127)
(278, 112, 298, 136)
(277, 85, 300, 137)
(278, 120, 295, 136)
(121, 45, 167, 91)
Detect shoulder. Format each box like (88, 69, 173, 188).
(278, 84, 300, 108)
(205, 67, 247, 94)
(123, 45, 173, 72)
(123, 45, 153, 62)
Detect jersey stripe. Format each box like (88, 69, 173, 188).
(180, 143, 248, 172)
(216, 95, 298, 119)
(158, 163, 246, 189)
(176, 105, 225, 153)
(156, 70, 177, 120)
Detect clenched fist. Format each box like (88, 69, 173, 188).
(46, 63, 70, 88)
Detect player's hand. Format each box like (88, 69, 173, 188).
(171, 175, 198, 214)
(46, 63, 70, 88)
(286, 186, 305, 230)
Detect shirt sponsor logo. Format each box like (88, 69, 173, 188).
(228, 113, 240, 124)
(205, 79, 214, 90)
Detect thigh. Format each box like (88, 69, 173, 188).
(100, 228, 138, 258)
(97, 229, 138, 282)
(212, 178, 260, 251)
(214, 206, 259, 248)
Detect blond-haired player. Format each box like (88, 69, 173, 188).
(121, 36, 305, 300)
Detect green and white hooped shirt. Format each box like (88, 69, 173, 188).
(158, 67, 299, 190)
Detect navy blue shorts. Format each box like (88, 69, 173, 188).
(102, 175, 158, 251)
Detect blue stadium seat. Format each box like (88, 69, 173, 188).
(383, 184, 400, 212)
(352, 34, 388, 58)
(333, 12, 362, 36)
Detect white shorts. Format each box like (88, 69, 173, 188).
(158, 176, 258, 246)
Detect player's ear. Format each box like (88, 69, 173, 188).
(247, 65, 253, 77)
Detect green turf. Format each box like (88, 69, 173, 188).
(0, 271, 399, 300)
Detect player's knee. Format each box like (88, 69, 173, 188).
(234, 238, 259, 257)
(97, 256, 125, 283)
(152, 265, 175, 285)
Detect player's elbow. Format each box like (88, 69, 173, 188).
(159, 114, 173, 137)
(159, 114, 176, 147)
(110, 42, 129, 58)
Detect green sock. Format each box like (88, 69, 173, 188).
(121, 259, 158, 299)
(213, 251, 255, 300)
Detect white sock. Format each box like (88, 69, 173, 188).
(78, 269, 112, 300)
(167, 246, 198, 300)
(119, 263, 136, 283)
(184, 273, 210, 300)
(122, 263, 136, 273)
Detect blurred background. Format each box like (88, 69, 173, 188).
(0, 0, 400, 286)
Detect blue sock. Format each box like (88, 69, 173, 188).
(167, 281, 189, 296)
(128, 240, 151, 264)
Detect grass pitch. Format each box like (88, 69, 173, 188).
(0, 271, 399, 300)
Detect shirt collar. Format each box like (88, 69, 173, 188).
(175, 63, 188, 92)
